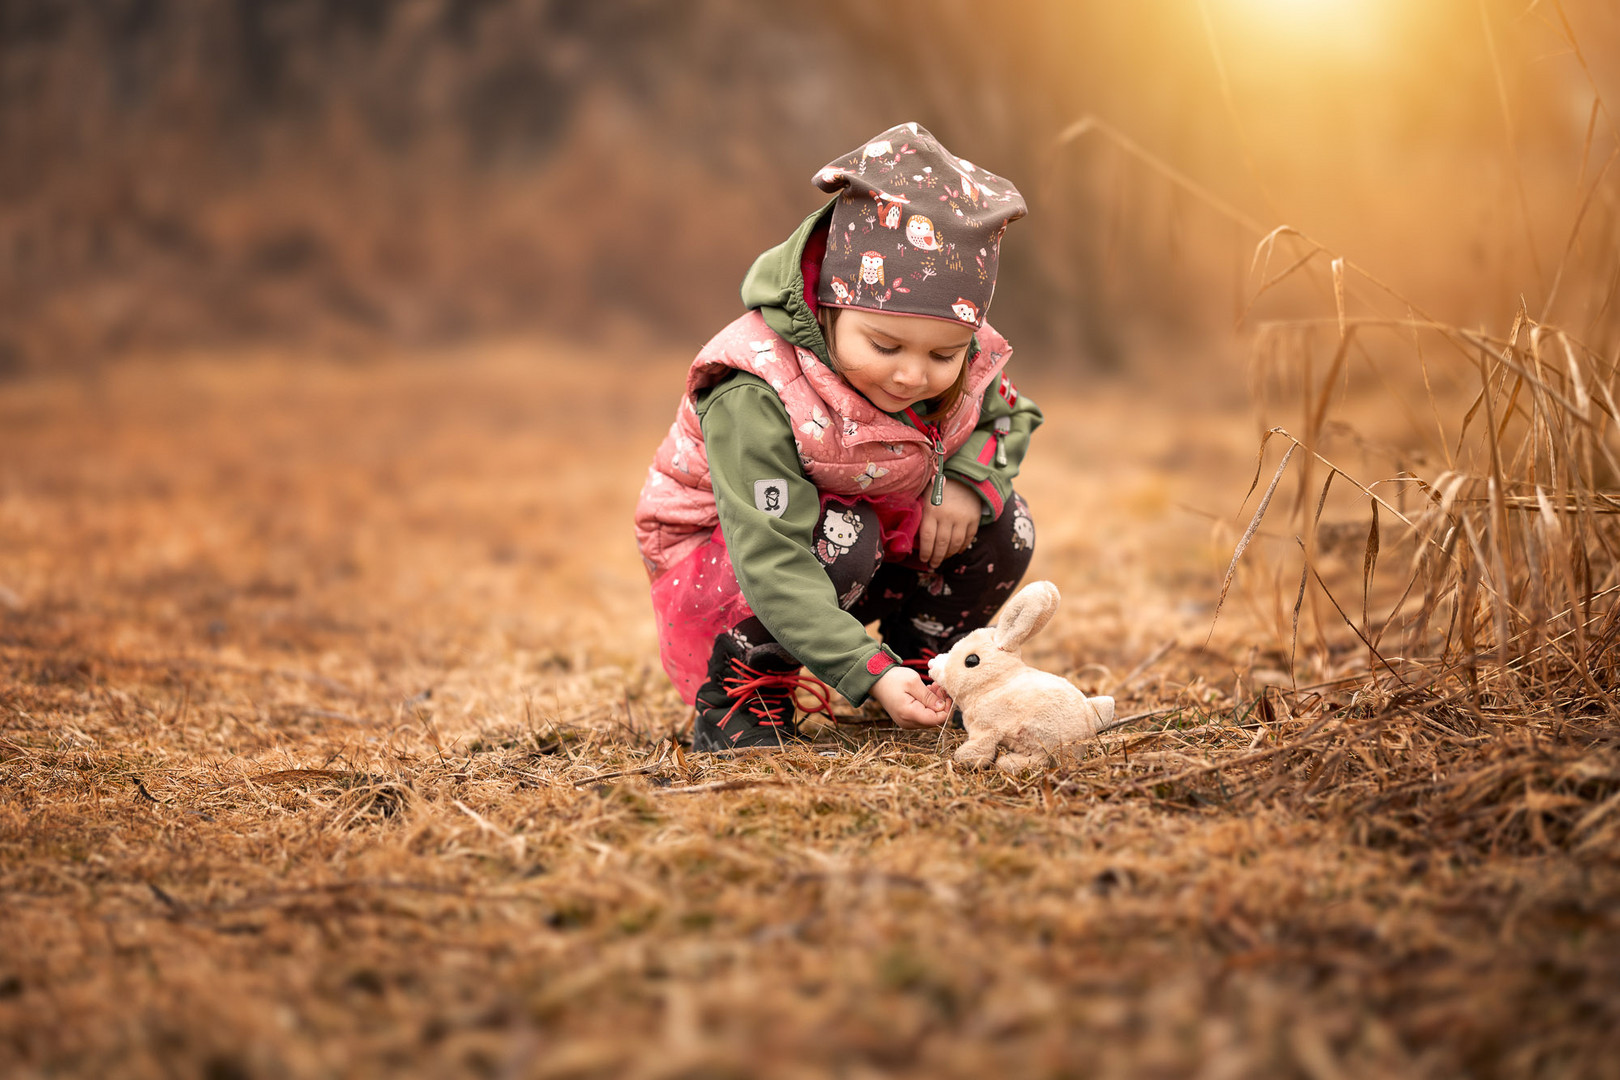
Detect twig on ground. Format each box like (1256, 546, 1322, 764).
(570, 739, 672, 787)
(651, 778, 789, 797)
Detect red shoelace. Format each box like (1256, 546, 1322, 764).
(719, 661, 838, 729)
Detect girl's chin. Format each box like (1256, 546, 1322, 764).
(867, 388, 919, 411)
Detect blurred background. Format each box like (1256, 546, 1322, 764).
(3, 0, 1616, 377)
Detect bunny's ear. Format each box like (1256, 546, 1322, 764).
(993, 581, 1060, 651)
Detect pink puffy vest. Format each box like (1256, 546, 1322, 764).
(634, 309, 1013, 577)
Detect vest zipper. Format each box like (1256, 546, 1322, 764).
(904, 406, 948, 506)
(992, 416, 1011, 467)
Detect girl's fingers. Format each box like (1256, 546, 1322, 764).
(917, 519, 938, 564)
(888, 680, 947, 728)
(921, 506, 982, 566)
(898, 703, 946, 728)
(914, 687, 948, 721)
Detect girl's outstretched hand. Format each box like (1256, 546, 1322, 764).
(870, 667, 950, 729)
(916, 478, 981, 568)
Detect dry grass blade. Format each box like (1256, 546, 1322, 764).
(1332, 256, 1347, 341)
(1447, 323, 1595, 427)
(1051, 114, 1269, 237)
(1308, 329, 1355, 442)
(1560, 331, 1592, 423)
(1541, 146, 1617, 322)
(1249, 224, 1305, 281)
(1479, 0, 1546, 292)
(1197, 0, 1283, 222)
(1239, 239, 1321, 328)
(1289, 549, 1309, 686)
(1362, 499, 1381, 664)
(1211, 442, 1296, 637)
(1298, 539, 1409, 686)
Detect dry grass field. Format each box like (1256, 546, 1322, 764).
(4, 329, 1619, 1079)
(7, 3, 1620, 1077)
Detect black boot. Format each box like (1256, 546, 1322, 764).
(691, 635, 808, 752)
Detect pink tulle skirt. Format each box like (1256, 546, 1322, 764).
(649, 528, 754, 705)
(649, 494, 922, 705)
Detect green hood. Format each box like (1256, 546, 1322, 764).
(739, 196, 839, 369)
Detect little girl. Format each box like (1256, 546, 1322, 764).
(634, 122, 1042, 751)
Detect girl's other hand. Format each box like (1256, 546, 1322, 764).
(870, 667, 950, 729)
(916, 478, 981, 568)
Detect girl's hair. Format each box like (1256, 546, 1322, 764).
(816, 306, 970, 419)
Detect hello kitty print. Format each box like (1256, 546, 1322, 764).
(814, 122, 1026, 327)
(815, 508, 864, 564)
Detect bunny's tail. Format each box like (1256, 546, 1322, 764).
(1089, 696, 1116, 728)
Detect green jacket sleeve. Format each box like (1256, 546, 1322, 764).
(697, 373, 899, 705)
(942, 377, 1044, 522)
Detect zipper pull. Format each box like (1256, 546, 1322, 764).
(903, 406, 949, 506)
(993, 416, 1011, 467)
(930, 427, 947, 505)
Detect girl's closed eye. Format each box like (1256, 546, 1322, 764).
(868, 341, 964, 362)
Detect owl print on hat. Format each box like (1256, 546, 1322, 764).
(856, 251, 891, 307)
(859, 251, 884, 287)
(905, 215, 941, 251)
(814, 123, 1025, 328)
(860, 139, 893, 170)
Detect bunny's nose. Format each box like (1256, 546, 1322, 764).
(927, 655, 946, 681)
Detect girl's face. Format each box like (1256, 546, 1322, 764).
(829, 309, 972, 414)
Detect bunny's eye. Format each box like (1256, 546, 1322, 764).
(964, 654, 980, 668)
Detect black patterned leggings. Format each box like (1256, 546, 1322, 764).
(730, 492, 1036, 666)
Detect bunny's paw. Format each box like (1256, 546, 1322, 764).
(994, 752, 1046, 775)
(953, 734, 999, 769)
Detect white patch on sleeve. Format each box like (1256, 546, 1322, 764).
(753, 478, 789, 518)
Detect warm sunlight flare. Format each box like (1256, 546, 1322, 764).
(1225, 0, 1387, 52)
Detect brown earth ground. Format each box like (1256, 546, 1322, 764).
(2, 340, 1618, 1079)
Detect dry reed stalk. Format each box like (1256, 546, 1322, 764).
(1049, 34, 1620, 945)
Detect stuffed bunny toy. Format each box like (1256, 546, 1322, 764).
(926, 580, 1115, 773)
